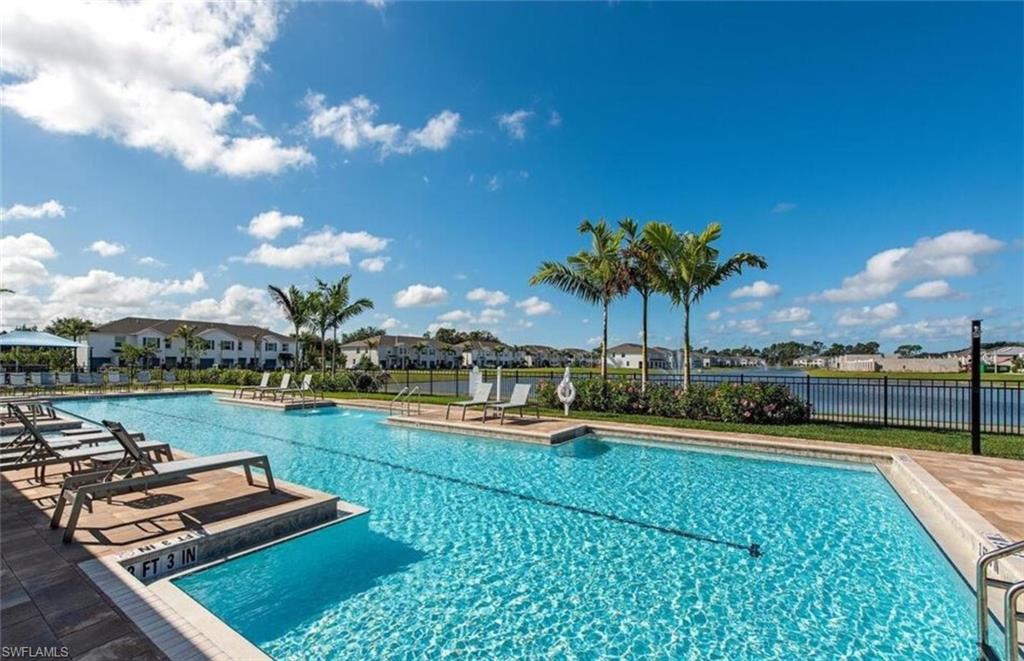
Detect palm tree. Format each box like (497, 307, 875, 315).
(45, 317, 95, 342)
(530, 219, 629, 383)
(412, 340, 428, 369)
(644, 221, 767, 388)
(317, 275, 374, 376)
(268, 285, 310, 370)
(620, 218, 659, 392)
(170, 323, 202, 384)
(306, 289, 332, 376)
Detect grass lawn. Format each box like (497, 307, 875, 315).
(806, 369, 1024, 382)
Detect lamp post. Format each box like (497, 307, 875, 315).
(970, 319, 982, 455)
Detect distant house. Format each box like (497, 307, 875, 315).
(456, 340, 522, 367)
(562, 348, 598, 368)
(829, 354, 883, 372)
(605, 343, 677, 370)
(520, 345, 561, 367)
(338, 335, 460, 369)
(876, 357, 961, 373)
(982, 345, 1024, 371)
(88, 317, 295, 371)
(793, 355, 827, 369)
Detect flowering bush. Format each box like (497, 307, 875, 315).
(540, 378, 810, 425)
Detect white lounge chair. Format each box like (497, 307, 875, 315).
(445, 383, 494, 420)
(50, 420, 274, 543)
(259, 372, 292, 400)
(106, 370, 127, 392)
(483, 384, 540, 424)
(274, 374, 319, 401)
(234, 372, 270, 399)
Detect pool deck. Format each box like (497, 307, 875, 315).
(1, 443, 363, 659)
(215, 395, 337, 411)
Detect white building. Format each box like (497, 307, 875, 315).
(793, 355, 827, 368)
(520, 345, 562, 367)
(88, 317, 296, 371)
(982, 345, 1024, 371)
(456, 340, 522, 368)
(605, 343, 677, 370)
(338, 335, 461, 369)
(829, 354, 883, 372)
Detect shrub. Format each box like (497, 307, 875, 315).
(712, 383, 811, 425)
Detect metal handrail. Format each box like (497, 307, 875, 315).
(389, 387, 409, 413)
(1005, 581, 1024, 661)
(405, 386, 421, 415)
(976, 539, 1024, 660)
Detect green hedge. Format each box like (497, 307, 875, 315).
(175, 368, 386, 393)
(536, 379, 811, 425)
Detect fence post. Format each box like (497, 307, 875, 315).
(429, 368, 433, 396)
(883, 375, 889, 427)
(739, 374, 745, 386)
(455, 366, 460, 397)
(805, 374, 811, 405)
(405, 369, 410, 390)
(970, 320, 982, 454)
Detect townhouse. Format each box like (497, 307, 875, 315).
(605, 343, 678, 370)
(88, 317, 296, 371)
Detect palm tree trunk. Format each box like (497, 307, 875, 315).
(331, 327, 338, 376)
(293, 324, 301, 370)
(640, 292, 649, 393)
(320, 330, 327, 376)
(682, 302, 692, 389)
(601, 299, 609, 383)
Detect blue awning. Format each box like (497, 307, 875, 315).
(0, 330, 85, 348)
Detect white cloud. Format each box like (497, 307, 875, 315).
(380, 316, 401, 331)
(486, 175, 501, 192)
(723, 318, 768, 336)
(477, 308, 505, 324)
(137, 256, 165, 267)
(0, 2, 313, 177)
(359, 256, 390, 273)
(394, 284, 448, 308)
(0, 292, 44, 330)
(905, 279, 957, 299)
(789, 322, 820, 338)
(771, 202, 796, 214)
(836, 302, 901, 326)
(305, 93, 460, 156)
(497, 109, 533, 140)
(180, 284, 283, 330)
(467, 288, 509, 306)
(0, 232, 58, 288)
(707, 310, 722, 321)
(242, 210, 303, 240)
(436, 306, 507, 326)
(880, 316, 970, 340)
(515, 296, 553, 316)
(548, 110, 562, 127)
(41, 269, 207, 322)
(0, 199, 65, 221)
(768, 306, 812, 323)
(437, 309, 474, 323)
(242, 228, 388, 268)
(86, 240, 125, 257)
(730, 280, 781, 299)
(819, 230, 1004, 302)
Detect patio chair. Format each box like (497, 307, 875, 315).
(107, 370, 129, 392)
(233, 372, 270, 399)
(483, 384, 540, 424)
(50, 420, 274, 543)
(445, 383, 494, 420)
(274, 374, 318, 401)
(258, 372, 291, 400)
(1, 407, 165, 480)
(28, 372, 55, 394)
(161, 370, 185, 390)
(7, 373, 29, 395)
(136, 370, 154, 390)
(56, 372, 74, 392)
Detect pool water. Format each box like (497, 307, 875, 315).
(62, 395, 988, 659)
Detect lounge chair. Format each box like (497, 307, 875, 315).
(0, 400, 58, 426)
(56, 372, 74, 392)
(233, 372, 270, 399)
(106, 370, 127, 392)
(50, 420, 274, 543)
(483, 384, 540, 424)
(445, 383, 494, 420)
(160, 370, 184, 390)
(76, 372, 103, 393)
(274, 374, 318, 401)
(258, 372, 291, 400)
(1, 407, 167, 479)
(136, 370, 153, 390)
(7, 373, 29, 395)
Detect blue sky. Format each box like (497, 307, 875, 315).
(2, 1, 1021, 352)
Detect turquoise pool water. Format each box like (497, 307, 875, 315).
(62, 395, 987, 659)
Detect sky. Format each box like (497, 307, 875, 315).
(2, 1, 1022, 353)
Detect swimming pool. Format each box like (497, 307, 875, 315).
(61, 395, 989, 659)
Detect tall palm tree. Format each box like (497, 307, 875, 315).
(530, 219, 629, 383)
(620, 218, 659, 392)
(317, 275, 374, 376)
(170, 323, 202, 384)
(644, 221, 767, 387)
(45, 317, 95, 342)
(307, 289, 332, 376)
(268, 285, 310, 370)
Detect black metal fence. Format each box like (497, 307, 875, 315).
(383, 369, 1023, 435)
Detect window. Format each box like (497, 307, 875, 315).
(220, 340, 235, 351)
(281, 342, 290, 352)
(143, 337, 160, 348)
(264, 342, 278, 352)
(164, 337, 172, 349)
(201, 340, 214, 350)
(237, 341, 245, 351)
(114, 336, 126, 348)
